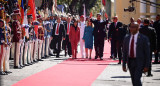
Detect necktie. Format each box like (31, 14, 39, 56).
(67, 23, 69, 34)
(130, 35, 134, 58)
(56, 24, 59, 35)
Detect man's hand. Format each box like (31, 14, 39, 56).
(154, 50, 157, 54)
(83, 39, 85, 42)
(123, 66, 127, 72)
(143, 67, 148, 73)
(63, 38, 65, 40)
(108, 37, 112, 42)
(90, 12, 93, 18)
(105, 13, 108, 19)
(51, 37, 53, 40)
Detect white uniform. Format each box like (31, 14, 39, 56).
(79, 21, 86, 58)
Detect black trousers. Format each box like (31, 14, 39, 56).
(52, 36, 62, 57)
(94, 36, 105, 58)
(128, 58, 143, 86)
(111, 39, 122, 60)
(154, 50, 160, 63)
(148, 51, 153, 75)
(64, 35, 72, 56)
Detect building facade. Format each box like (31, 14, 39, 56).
(115, 0, 160, 24)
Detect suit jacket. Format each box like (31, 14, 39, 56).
(52, 23, 66, 39)
(90, 19, 108, 38)
(108, 22, 123, 40)
(153, 20, 160, 48)
(123, 33, 150, 69)
(64, 22, 73, 35)
(139, 25, 157, 51)
(69, 25, 80, 43)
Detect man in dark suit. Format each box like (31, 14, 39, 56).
(51, 17, 66, 57)
(123, 22, 150, 86)
(153, 14, 160, 64)
(108, 16, 124, 64)
(63, 17, 72, 57)
(139, 18, 157, 77)
(90, 13, 108, 60)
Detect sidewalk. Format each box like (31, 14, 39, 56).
(92, 62, 160, 86)
(1, 53, 160, 86)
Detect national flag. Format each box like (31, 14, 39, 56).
(102, 0, 106, 6)
(27, 0, 37, 35)
(20, 0, 24, 24)
(27, 0, 36, 21)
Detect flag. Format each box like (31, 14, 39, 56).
(20, 0, 24, 24)
(27, 0, 36, 21)
(23, 0, 28, 24)
(102, 0, 106, 6)
(27, 0, 37, 35)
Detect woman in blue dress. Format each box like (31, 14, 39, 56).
(83, 20, 94, 59)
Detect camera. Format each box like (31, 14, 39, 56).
(124, 6, 135, 12)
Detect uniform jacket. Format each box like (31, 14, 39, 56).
(38, 26, 44, 40)
(123, 33, 150, 69)
(0, 27, 5, 45)
(12, 20, 22, 42)
(69, 25, 80, 43)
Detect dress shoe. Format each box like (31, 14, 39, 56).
(89, 57, 91, 59)
(5, 71, 12, 74)
(118, 62, 121, 64)
(146, 74, 153, 77)
(14, 66, 22, 69)
(95, 56, 98, 59)
(69, 55, 72, 57)
(0, 71, 7, 75)
(86, 57, 88, 59)
(100, 57, 103, 60)
(9, 58, 14, 60)
(38, 59, 44, 61)
(49, 53, 54, 56)
(25, 64, 30, 66)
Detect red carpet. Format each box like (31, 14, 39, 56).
(12, 41, 118, 86)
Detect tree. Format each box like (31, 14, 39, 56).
(56, 0, 101, 16)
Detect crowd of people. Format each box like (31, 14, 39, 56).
(0, 2, 160, 86)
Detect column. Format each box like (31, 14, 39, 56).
(150, 0, 157, 19)
(140, 0, 146, 18)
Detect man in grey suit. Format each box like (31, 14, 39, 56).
(122, 22, 150, 86)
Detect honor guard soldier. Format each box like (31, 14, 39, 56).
(11, 9, 23, 69)
(0, 6, 8, 75)
(4, 14, 12, 74)
(44, 17, 51, 57)
(22, 24, 30, 66)
(28, 14, 34, 64)
(37, 15, 44, 61)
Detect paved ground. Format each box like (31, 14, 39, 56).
(1, 49, 160, 86)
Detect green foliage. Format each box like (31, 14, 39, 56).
(57, 0, 102, 16)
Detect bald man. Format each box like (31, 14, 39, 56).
(122, 22, 150, 86)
